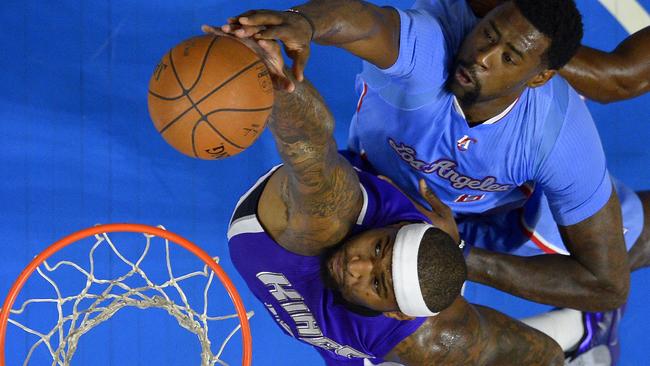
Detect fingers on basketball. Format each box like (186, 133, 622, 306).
(290, 50, 309, 81)
(238, 11, 285, 27)
(257, 40, 294, 92)
(234, 25, 267, 39)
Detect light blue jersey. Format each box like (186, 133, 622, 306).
(349, 0, 612, 226)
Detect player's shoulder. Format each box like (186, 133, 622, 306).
(527, 76, 572, 118)
(410, 0, 478, 48)
(522, 77, 600, 171)
(522, 77, 590, 140)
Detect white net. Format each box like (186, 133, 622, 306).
(6, 227, 254, 366)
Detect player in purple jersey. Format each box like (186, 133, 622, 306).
(225, 35, 563, 365)
(215, 0, 650, 316)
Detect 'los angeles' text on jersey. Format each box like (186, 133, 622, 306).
(388, 138, 511, 192)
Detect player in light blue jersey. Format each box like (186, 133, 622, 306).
(224, 35, 564, 365)
(218, 0, 650, 317)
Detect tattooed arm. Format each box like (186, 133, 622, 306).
(384, 297, 564, 366)
(258, 70, 362, 256)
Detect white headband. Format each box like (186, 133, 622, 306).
(392, 223, 440, 317)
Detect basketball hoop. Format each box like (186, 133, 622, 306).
(0, 223, 252, 366)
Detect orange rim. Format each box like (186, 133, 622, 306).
(0, 223, 252, 366)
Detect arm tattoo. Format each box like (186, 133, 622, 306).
(269, 80, 361, 247)
(386, 299, 564, 365)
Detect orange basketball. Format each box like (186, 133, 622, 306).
(148, 34, 274, 159)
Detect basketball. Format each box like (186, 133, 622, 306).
(148, 34, 274, 159)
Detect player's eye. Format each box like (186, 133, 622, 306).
(484, 29, 495, 43)
(503, 53, 514, 64)
(373, 278, 380, 293)
(375, 242, 381, 257)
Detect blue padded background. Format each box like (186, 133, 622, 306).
(1, 0, 648, 364)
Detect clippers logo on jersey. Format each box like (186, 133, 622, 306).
(388, 138, 512, 192)
(456, 135, 477, 151)
(455, 193, 485, 203)
(257, 272, 372, 359)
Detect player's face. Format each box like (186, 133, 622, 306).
(448, 3, 551, 105)
(324, 224, 405, 313)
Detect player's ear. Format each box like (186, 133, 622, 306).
(526, 69, 556, 88)
(383, 311, 415, 321)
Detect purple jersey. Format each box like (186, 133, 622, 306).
(227, 165, 428, 365)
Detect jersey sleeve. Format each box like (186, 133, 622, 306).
(535, 90, 612, 226)
(357, 1, 477, 103)
(355, 169, 430, 230)
(378, 8, 447, 88)
(357, 7, 449, 97)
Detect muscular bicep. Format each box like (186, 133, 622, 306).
(297, 1, 400, 69)
(606, 25, 650, 99)
(384, 298, 564, 365)
(330, 5, 401, 69)
(562, 26, 650, 103)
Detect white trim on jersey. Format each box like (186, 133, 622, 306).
(227, 214, 265, 240)
(364, 359, 404, 366)
(228, 165, 370, 237)
(228, 164, 282, 227)
(452, 96, 519, 125)
(356, 184, 369, 225)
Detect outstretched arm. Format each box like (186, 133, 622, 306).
(561, 26, 650, 103)
(218, 0, 507, 85)
(385, 297, 564, 365)
(218, 0, 400, 79)
(291, 0, 400, 68)
(256, 40, 362, 256)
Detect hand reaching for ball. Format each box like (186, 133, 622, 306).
(202, 25, 296, 92)
(217, 9, 313, 84)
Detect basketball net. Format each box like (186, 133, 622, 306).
(0, 224, 253, 366)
